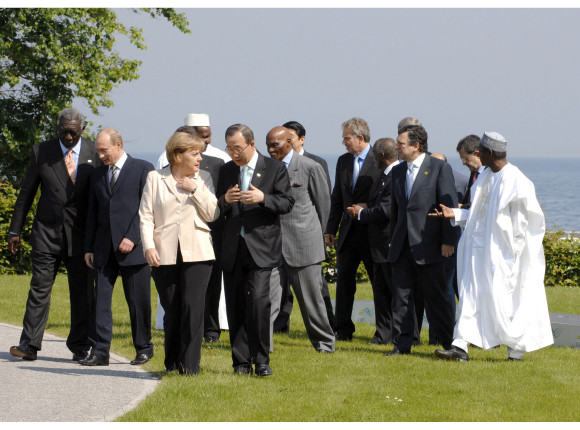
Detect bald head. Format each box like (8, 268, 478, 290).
(266, 126, 292, 161)
(431, 153, 447, 162)
(95, 128, 124, 166)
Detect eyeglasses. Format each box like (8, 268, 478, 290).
(226, 143, 250, 155)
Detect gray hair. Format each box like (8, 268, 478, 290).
(57, 108, 85, 127)
(342, 117, 370, 143)
(397, 117, 422, 135)
(373, 138, 398, 161)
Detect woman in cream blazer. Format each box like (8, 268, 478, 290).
(139, 131, 219, 375)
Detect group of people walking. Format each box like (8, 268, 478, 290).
(8, 107, 553, 377)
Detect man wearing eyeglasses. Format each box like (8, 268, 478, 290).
(216, 124, 294, 377)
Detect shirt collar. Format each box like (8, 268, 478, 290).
(244, 148, 259, 171)
(282, 149, 294, 168)
(298, 148, 305, 155)
(409, 152, 426, 170)
(111, 151, 128, 170)
(385, 159, 401, 176)
(356, 144, 371, 161)
(59, 139, 82, 156)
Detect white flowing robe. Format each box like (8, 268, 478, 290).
(451, 163, 553, 352)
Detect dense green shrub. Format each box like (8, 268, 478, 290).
(0, 179, 36, 274)
(543, 229, 580, 286)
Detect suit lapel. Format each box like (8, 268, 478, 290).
(48, 139, 72, 190)
(111, 154, 132, 193)
(251, 152, 266, 189)
(345, 153, 354, 194)
(409, 155, 431, 201)
(353, 146, 374, 196)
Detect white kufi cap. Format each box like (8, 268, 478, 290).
(184, 113, 210, 127)
(480, 131, 507, 152)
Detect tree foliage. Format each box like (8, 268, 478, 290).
(0, 8, 189, 184)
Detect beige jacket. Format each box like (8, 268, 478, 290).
(139, 167, 220, 265)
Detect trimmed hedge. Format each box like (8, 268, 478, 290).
(1, 178, 578, 285)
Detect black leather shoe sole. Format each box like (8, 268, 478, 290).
(434, 348, 469, 362)
(79, 355, 109, 366)
(131, 353, 153, 365)
(72, 352, 89, 362)
(10, 345, 37, 361)
(255, 364, 273, 377)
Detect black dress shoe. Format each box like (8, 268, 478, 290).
(316, 348, 333, 353)
(72, 351, 89, 362)
(10, 344, 37, 361)
(255, 364, 273, 377)
(131, 353, 153, 365)
(434, 346, 469, 362)
(385, 348, 410, 357)
(79, 354, 109, 366)
(507, 357, 523, 362)
(370, 337, 389, 345)
(233, 365, 253, 375)
(204, 335, 219, 343)
(335, 333, 353, 341)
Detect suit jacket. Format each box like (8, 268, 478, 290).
(85, 155, 154, 267)
(139, 167, 219, 265)
(280, 153, 330, 267)
(359, 169, 394, 263)
(388, 155, 458, 265)
(325, 147, 382, 252)
(10, 137, 100, 256)
(303, 150, 331, 194)
(453, 169, 469, 204)
(200, 153, 225, 232)
(217, 151, 294, 271)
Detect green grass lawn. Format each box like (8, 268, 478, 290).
(1, 274, 579, 421)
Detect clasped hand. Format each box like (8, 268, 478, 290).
(225, 183, 264, 205)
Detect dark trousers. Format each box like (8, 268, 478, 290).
(152, 256, 212, 375)
(391, 241, 455, 352)
(223, 238, 272, 368)
(335, 230, 374, 337)
(273, 268, 335, 331)
(204, 226, 223, 339)
(92, 257, 153, 359)
(20, 251, 94, 354)
(371, 261, 394, 344)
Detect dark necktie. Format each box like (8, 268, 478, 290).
(110, 165, 119, 189)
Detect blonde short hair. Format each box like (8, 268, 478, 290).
(165, 132, 204, 166)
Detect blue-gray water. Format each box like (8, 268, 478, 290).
(132, 151, 579, 233)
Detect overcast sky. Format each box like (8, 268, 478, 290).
(78, 7, 580, 160)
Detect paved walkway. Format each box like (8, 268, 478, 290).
(0, 323, 159, 422)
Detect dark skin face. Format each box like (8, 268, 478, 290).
(196, 126, 212, 150)
(57, 119, 84, 149)
(266, 127, 292, 161)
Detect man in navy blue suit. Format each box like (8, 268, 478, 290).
(386, 124, 458, 356)
(82, 128, 154, 366)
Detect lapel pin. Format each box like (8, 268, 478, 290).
(88, 159, 92, 163)
(424, 171, 428, 175)
(257, 173, 261, 177)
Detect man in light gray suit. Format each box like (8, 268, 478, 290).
(266, 127, 335, 353)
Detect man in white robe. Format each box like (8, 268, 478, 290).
(432, 132, 553, 361)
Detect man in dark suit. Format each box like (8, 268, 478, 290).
(8, 108, 100, 361)
(217, 124, 294, 376)
(456, 134, 484, 208)
(273, 120, 335, 333)
(386, 124, 458, 356)
(81, 128, 154, 366)
(325, 117, 382, 341)
(266, 127, 334, 353)
(347, 138, 401, 345)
